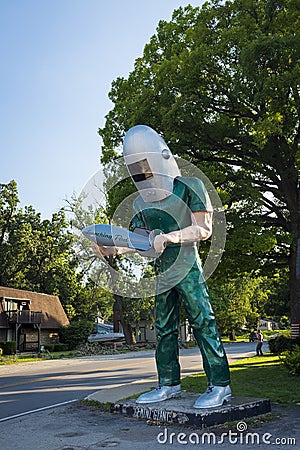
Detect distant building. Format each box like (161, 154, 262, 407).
(0, 286, 69, 352)
(132, 318, 190, 344)
(132, 318, 156, 343)
(259, 318, 279, 331)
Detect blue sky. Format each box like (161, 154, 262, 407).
(0, 0, 204, 218)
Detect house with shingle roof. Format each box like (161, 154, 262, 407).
(0, 286, 69, 351)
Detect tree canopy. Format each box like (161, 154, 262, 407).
(99, 0, 300, 332)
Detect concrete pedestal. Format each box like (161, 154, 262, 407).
(112, 393, 271, 428)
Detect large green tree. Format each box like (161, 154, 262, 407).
(99, 0, 300, 334)
(209, 275, 269, 339)
(0, 181, 81, 311)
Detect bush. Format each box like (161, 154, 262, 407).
(0, 341, 16, 355)
(54, 343, 69, 352)
(0, 341, 17, 355)
(268, 334, 300, 354)
(42, 343, 69, 352)
(43, 344, 55, 352)
(280, 346, 300, 376)
(268, 334, 292, 354)
(59, 320, 93, 350)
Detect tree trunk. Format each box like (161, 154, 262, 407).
(122, 319, 136, 345)
(229, 330, 236, 341)
(281, 163, 300, 339)
(290, 234, 300, 338)
(108, 254, 136, 345)
(113, 294, 136, 345)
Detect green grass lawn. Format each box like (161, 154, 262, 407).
(221, 336, 249, 343)
(221, 329, 290, 344)
(0, 350, 76, 365)
(181, 353, 300, 405)
(0, 355, 40, 365)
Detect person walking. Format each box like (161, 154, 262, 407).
(256, 330, 264, 356)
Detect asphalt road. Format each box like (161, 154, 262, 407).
(1, 340, 298, 450)
(0, 341, 260, 422)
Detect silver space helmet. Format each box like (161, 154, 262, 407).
(123, 125, 181, 202)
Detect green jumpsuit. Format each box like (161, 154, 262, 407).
(131, 176, 230, 388)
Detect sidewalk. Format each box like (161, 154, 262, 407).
(86, 376, 157, 403)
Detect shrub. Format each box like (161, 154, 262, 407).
(59, 320, 93, 350)
(0, 341, 17, 355)
(53, 343, 69, 352)
(43, 344, 55, 352)
(268, 335, 292, 354)
(268, 334, 300, 354)
(280, 346, 300, 376)
(0, 341, 16, 355)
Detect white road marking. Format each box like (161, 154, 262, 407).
(0, 399, 78, 422)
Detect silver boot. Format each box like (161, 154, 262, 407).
(193, 385, 231, 409)
(136, 385, 181, 404)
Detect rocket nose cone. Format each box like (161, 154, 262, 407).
(82, 225, 96, 239)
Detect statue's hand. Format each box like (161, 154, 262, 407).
(91, 242, 108, 258)
(91, 242, 137, 257)
(153, 233, 168, 256)
(91, 242, 117, 257)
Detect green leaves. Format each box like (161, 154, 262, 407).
(99, 0, 299, 277)
(0, 181, 81, 309)
(96, 0, 300, 329)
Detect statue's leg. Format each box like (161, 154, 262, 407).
(177, 267, 230, 387)
(155, 288, 181, 386)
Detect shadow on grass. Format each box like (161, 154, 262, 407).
(232, 360, 281, 369)
(181, 360, 300, 405)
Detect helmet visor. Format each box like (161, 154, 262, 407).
(127, 158, 153, 182)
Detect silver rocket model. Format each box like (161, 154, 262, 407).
(82, 224, 152, 252)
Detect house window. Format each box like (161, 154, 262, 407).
(49, 333, 58, 339)
(5, 300, 18, 311)
(7, 329, 14, 341)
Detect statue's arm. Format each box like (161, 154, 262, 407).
(91, 242, 137, 258)
(153, 211, 213, 255)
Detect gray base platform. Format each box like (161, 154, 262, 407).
(112, 393, 271, 428)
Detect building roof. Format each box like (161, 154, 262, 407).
(0, 286, 69, 329)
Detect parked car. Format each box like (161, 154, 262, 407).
(88, 324, 125, 343)
(249, 331, 257, 342)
